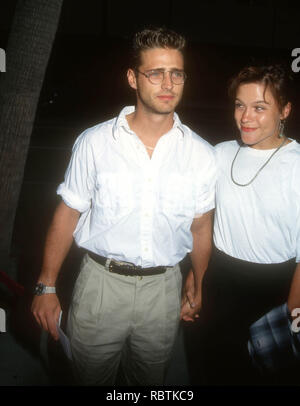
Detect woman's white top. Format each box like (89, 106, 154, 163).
(213, 139, 300, 264)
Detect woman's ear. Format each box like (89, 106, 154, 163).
(280, 102, 292, 120)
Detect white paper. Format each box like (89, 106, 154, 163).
(56, 311, 73, 360)
(0, 308, 6, 332)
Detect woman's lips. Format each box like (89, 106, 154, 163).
(241, 126, 257, 132)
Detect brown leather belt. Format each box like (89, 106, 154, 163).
(87, 251, 168, 276)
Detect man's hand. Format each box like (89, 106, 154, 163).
(180, 299, 201, 322)
(180, 270, 200, 322)
(182, 270, 196, 308)
(31, 294, 61, 341)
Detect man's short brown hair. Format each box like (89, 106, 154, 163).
(131, 27, 186, 69)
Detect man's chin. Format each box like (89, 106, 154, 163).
(157, 108, 174, 115)
(140, 97, 180, 115)
(152, 103, 178, 115)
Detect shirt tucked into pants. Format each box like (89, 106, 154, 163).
(67, 254, 182, 385)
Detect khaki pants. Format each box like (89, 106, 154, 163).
(67, 254, 182, 385)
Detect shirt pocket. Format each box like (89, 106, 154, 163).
(158, 172, 195, 218)
(94, 172, 135, 223)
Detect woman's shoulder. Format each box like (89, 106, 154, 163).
(282, 139, 300, 164)
(287, 141, 300, 194)
(214, 139, 239, 155)
(288, 139, 300, 153)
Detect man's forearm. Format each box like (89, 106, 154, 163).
(189, 210, 213, 297)
(180, 211, 213, 321)
(32, 201, 80, 340)
(190, 233, 212, 296)
(38, 201, 80, 285)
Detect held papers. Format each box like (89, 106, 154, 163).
(56, 311, 72, 360)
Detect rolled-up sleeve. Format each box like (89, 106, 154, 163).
(57, 132, 96, 213)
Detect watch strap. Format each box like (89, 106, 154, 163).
(34, 282, 56, 296)
(44, 286, 56, 294)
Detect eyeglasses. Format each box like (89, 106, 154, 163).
(135, 69, 187, 85)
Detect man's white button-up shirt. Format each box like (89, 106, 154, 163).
(57, 106, 216, 267)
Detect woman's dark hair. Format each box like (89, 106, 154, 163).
(228, 64, 293, 111)
(130, 27, 186, 69)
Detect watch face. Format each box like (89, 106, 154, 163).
(34, 283, 45, 295)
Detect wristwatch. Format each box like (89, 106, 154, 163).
(34, 282, 56, 296)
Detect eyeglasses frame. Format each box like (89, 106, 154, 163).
(135, 68, 187, 85)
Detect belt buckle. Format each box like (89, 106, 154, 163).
(122, 262, 141, 277)
(133, 265, 143, 279)
(108, 260, 115, 273)
(123, 263, 136, 276)
(109, 259, 135, 276)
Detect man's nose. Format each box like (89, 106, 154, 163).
(161, 72, 173, 90)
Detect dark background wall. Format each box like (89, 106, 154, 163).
(2, 0, 300, 136)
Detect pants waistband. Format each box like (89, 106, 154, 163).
(86, 250, 168, 277)
(213, 247, 296, 269)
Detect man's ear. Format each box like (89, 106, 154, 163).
(127, 69, 137, 90)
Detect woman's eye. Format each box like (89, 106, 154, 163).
(235, 103, 243, 109)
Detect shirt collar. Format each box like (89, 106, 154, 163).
(112, 105, 185, 140)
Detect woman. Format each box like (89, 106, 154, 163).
(182, 64, 300, 385)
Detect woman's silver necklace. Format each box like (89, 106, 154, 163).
(230, 137, 287, 187)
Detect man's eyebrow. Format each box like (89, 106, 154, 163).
(147, 68, 184, 71)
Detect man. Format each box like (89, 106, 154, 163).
(31, 27, 216, 385)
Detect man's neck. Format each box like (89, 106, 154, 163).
(126, 107, 175, 142)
